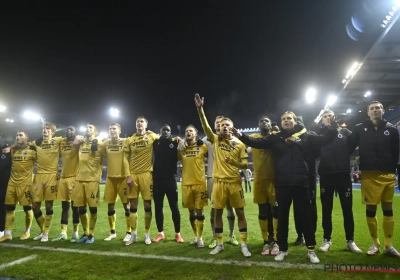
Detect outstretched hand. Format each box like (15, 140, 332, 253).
(230, 127, 242, 137)
(194, 93, 204, 108)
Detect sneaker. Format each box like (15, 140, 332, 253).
(210, 244, 224, 255)
(229, 235, 239, 246)
(144, 233, 152, 245)
(52, 232, 68, 242)
(271, 242, 279, 256)
(104, 233, 117, 241)
(76, 235, 88, 244)
(20, 232, 30, 240)
(33, 232, 44, 241)
(123, 233, 132, 242)
(175, 233, 184, 243)
(152, 233, 165, 243)
(241, 245, 252, 257)
(70, 232, 79, 243)
(367, 244, 380, 256)
(274, 251, 288, 261)
(0, 235, 12, 242)
(0, 231, 4, 239)
(85, 236, 95, 244)
(294, 236, 305, 246)
(319, 239, 332, 252)
(197, 239, 205, 248)
(189, 237, 198, 246)
(346, 241, 362, 254)
(384, 247, 400, 258)
(125, 232, 138, 246)
(307, 251, 320, 264)
(208, 238, 217, 249)
(40, 233, 49, 242)
(261, 244, 270, 255)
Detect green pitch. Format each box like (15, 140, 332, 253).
(0, 183, 400, 280)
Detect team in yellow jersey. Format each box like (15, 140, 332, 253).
(178, 125, 208, 248)
(0, 131, 36, 242)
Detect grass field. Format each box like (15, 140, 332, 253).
(1, 183, 400, 280)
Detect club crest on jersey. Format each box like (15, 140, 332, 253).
(23, 151, 28, 156)
(119, 142, 123, 146)
(337, 133, 343, 138)
(144, 136, 149, 140)
(51, 140, 54, 145)
(231, 141, 236, 147)
(196, 147, 200, 151)
(169, 143, 174, 148)
(321, 188, 325, 193)
(384, 130, 390, 136)
(364, 196, 368, 202)
(1, 154, 5, 159)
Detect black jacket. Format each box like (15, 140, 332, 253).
(0, 144, 12, 189)
(318, 126, 352, 175)
(153, 137, 178, 179)
(348, 119, 399, 173)
(239, 126, 337, 188)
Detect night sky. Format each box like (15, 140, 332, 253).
(0, 1, 392, 136)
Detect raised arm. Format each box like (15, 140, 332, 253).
(194, 93, 214, 142)
(231, 128, 273, 149)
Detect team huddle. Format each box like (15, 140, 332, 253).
(0, 94, 399, 264)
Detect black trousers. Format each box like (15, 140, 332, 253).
(276, 186, 316, 252)
(294, 175, 317, 237)
(320, 173, 354, 241)
(153, 176, 181, 233)
(0, 184, 7, 232)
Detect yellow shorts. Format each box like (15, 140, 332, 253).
(32, 173, 58, 202)
(128, 172, 153, 200)
(207, 177, 214, 199)
(104, 177, 129, 204)
(73, 181, 100, 207)
(5, 184, 32, 206)
(361, 170, 396, 205)
(182, 184, 208, 209)
(211, 179, 246, 209)
(57, 177, 76, 202)
(253, 177, 275, 205)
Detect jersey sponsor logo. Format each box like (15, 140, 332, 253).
(108, 145, 122, 152)
(337, 133, 343, 138)
(384, 130, 390, 136)
(218, 142, 234, 152)
(169, 143, 174, 148)
(183, 150, 199, 157)
(1, 154, 6, 159)
(131, 141, 148, 148)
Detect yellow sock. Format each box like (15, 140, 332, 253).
(216, 233, 223, 243)
(190, 217, 197, 236)
(273, 218, 278, 241)
(61, 224, 67, 233)
(258, 219, 269, 242)
(73, 223, 79, 233)
(196, 219, 204, 239)
(89, 213, 97, 236)
(125, 216, 131, 233)
(43, 215, 53, 234)
(36, 214, 45, 232)
(144, 211, 152, 234)
(367, 216, 380, 246)
(239, 231, 247, 244)
(108, 214, 116, 232)
(129, 212, 138, 232)
(25, 210, 33, 230)
(80, 213, 89, 235)
(383, 216, 394, 248)
(5, 211, 15, 231)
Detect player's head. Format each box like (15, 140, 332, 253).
(258, 115, 271, 132)
(136, 116, 148, 131)
(185, 125, 198, 141)
(214, 115, 224, 132)
(271, 122, 280, 132)
(65, 126, 76, 139)
(281, 111, 297, 130)
(367, 101, 384, 121)
(160, 124, 171, 138)
(109, 123, 121, 139)
(43, 122, 56, 138)
(16, 130, 29, 145)
(85, 123, 98, 137)
(321, 109, 334, 126)
(220, 117, 233, 137)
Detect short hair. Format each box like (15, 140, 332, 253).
(185, 124, 198, 133)
(220, 117, 234, 126)
(281, 111, 297, 122)
(368, 101, 383, 109)
(259, 115, 271, 122)
(322, 109, 335, 116)
(271, 122, 278, 127)
(17, 130, 29, 139)
(215, 115, 224, 121)
(109, 123, 121, 130)
(87, 123, 98, 133)
(43, 122, 56, 134)
(136, 116, 148, 124)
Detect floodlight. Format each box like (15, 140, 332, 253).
(99, 131, 108, 139)
(5, 118, 14, 122)
(0, 105, 6, 112)
(305, 88, 316, 104)
(22, 111, 41, 121)
(326, 95, 337, 107)
(110, 108, 119, 118)
(80, 126, 86, 132)
(346, 109, 352, 114)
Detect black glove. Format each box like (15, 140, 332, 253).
(35, 137, 43, 146)
(91, 139, 98, 152)
(29, 145, 37, 151)
(196, 139, 204, 146)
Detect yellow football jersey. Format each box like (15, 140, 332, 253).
(124, 132, 159, 173)
(60, 139, 79, 178)
(76, 140, 104, 182)
(10, 147, 37, 185)
(29, 137, 63, 174)
(248, 133, 274, 180)
(102, 138, 129, 178)
(178, 143, 208, 185)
